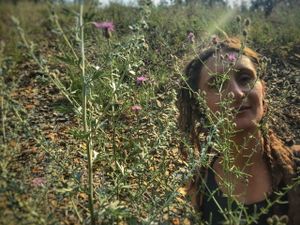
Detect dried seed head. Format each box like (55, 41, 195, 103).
(227, 92, 235, 99)
(211, 35, 219, 45)
(236, 15, 241, 23)
(244, 18, 251, 27)
(280, 215, 289, 224)
(273, 215, 279, 223)
(242, 30, 248, 37)
(267, 218, 273, 225)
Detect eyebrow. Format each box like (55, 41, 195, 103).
(235, 67, 256, 76)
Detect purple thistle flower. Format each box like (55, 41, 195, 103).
(31, 177, 46, 187)
(131, 105, 142, 112)
(92, 21, 115, 39)
(136, 76, 149, 85)
(92, 21, 115, 32)
(227, 53, 237, 62)
(187, 32, 195, 43)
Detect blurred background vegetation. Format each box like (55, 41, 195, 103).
(1, 0, 299, 60)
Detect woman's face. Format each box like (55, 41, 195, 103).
(198, 51, 265, 131)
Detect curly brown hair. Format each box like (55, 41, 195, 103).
(176, 37, 299, 224)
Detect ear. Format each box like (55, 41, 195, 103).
(260, 80, 268, 113)
(261, 80, 267, 99)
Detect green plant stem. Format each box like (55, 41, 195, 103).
(71, 197, 83, 223)
(80, 1, 95, 224)
(1, 89, 6, 144)
(13, 20, 80, 109)
(53, 14, 79, 61)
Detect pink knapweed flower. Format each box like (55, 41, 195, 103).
(92, 21, 115, 32)
(211, 35, 219, 45)
(31, 177, 46, 187)
(131, 105, 142, 112)
(187, 32, 195, 43)
(136, 76, 149, 85)
(227, 53, 237, 62)
(92, 21, 115, 39)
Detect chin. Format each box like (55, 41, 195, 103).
(234, 117, 260, 132)
(233, 108, 264, 132)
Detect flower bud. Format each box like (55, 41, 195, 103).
(244, 18, 251, 27)
(211, 35, 219, 45)
(273, 215, 279, 222)
(280, 215, 289, 224)
(187, 32, 195, 44)
(227, 92, 235, 99)
(267, 217, 273, 224)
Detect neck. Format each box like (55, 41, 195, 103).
(213, 128, 272, 204)
(220, 128, 264, 172)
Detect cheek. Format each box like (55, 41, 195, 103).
(204, 94, 221, 113)
(255, 83, 265, 104)
(249, 84, 265, 112)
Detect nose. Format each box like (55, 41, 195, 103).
(226, 80, 245, 100)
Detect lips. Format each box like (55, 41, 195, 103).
(236, 105, 251, 112)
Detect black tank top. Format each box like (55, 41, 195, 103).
(201, 166, 289, 225)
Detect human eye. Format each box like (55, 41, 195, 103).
(207, 76, 222, 91)
(237, 71, 255, 87)
(207, 75, 229, 92)
(207, 77, 217, 89)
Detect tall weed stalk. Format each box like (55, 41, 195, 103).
(79, 1, 95, 224)
(12, 1, 97, 223)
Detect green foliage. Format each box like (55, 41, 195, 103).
(1, 1, 299, 224)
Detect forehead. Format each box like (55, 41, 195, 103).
(200, 51, 257, 80)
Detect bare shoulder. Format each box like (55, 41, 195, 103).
(291, 145, 300, 152)
(291, 145, 300, 160)
(291, 145, 300, 174)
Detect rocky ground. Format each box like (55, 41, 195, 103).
(1, 41, 299, 224)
